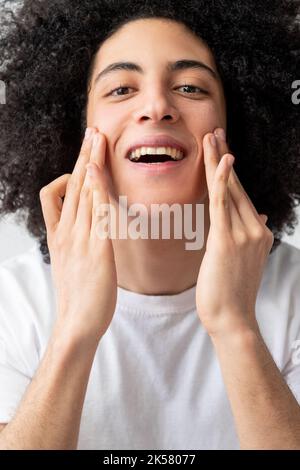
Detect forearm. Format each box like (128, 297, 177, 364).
(0, 321, 98, 450)
(211, 322, 300, 449)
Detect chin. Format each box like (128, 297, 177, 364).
(122, 192, 198, 209)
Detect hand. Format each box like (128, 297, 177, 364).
(39, 128, 117, 345)
(196, 128, 274, 337)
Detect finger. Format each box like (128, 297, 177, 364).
(214, 128, 265, 228)
(90, 132, 111, 196)
(89, 162, 112, 245)
(228, 187, 246, 233)
(203, 133, 243, 232)
(72, 127, 96, 178)
(74, 132, 107, 235)
(39, 174, 71, 235)
(89, 131, 112, 197)
(89, 131, 107, 167)
(203, 133, 222, 196)
(210, 153, 234, 230)
(90, 134, 110, 237)
(59, 127, 95, 228)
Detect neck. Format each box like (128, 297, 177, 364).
(111, 198, 210, 295)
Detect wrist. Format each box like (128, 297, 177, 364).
(50, 318, 101, 361)
(208, 314, 261, 347)
(209, 321, 273, 381)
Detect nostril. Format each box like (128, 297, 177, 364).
(141, 115, 173, 121)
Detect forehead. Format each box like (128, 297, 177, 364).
(93, 18, 216, 72)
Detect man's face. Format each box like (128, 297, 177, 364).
(86, 18, 226, 208)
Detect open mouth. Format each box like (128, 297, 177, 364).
(126, 148, 186, 164)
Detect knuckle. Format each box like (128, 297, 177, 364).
(39, 185, 49, 199)
(250, 226, 265, 241)
(80, 184, 91, 199)
(250, 226, 274, 248)
(216, 196, 228, 208)
(39, 173, 71, 200)
(211, 191, 227, 207)
(218, 173, 227, 183)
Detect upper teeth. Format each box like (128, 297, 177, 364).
(129, 146, 184, 161)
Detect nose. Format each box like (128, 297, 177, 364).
(133, 86, 180, 124)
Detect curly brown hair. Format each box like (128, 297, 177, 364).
(0, 0, 299, 264)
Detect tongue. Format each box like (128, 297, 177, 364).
(137, 154, 174, 163)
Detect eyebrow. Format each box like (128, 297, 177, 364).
(93, 59, 218, 86)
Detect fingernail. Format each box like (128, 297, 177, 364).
(210, 135, 217, 147)
(215, 128, 226, 141)
(85, 127, 93, 140)
(227, 155, 235, 167)
(86, 163, 96, 177)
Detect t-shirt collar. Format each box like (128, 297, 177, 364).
(116, 283, 197, 315)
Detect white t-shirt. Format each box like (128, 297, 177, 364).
(0, 241, 299, 450)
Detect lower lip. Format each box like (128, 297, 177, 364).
(125, 157, 187, 174)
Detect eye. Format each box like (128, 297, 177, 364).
(107, 85, 133, 97)
(176, 84, 209, 95)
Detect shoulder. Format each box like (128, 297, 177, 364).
(0, 244, 53, 312)
(256, 241, 300, 368)
(0, 244, 56, 366)
(259, 241, 300, 303)
(267, 240, 300, 278)
(0, 243, 49, 279)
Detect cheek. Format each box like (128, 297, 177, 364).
(192, 101, 224, 135)
(87, 101, 119, 133)
(87, 102, 125, 169)
(190, 101, 225, 159)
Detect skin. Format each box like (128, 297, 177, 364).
(0, 18, 300, 450)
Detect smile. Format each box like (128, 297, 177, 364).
(128, 146, 185, 163)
